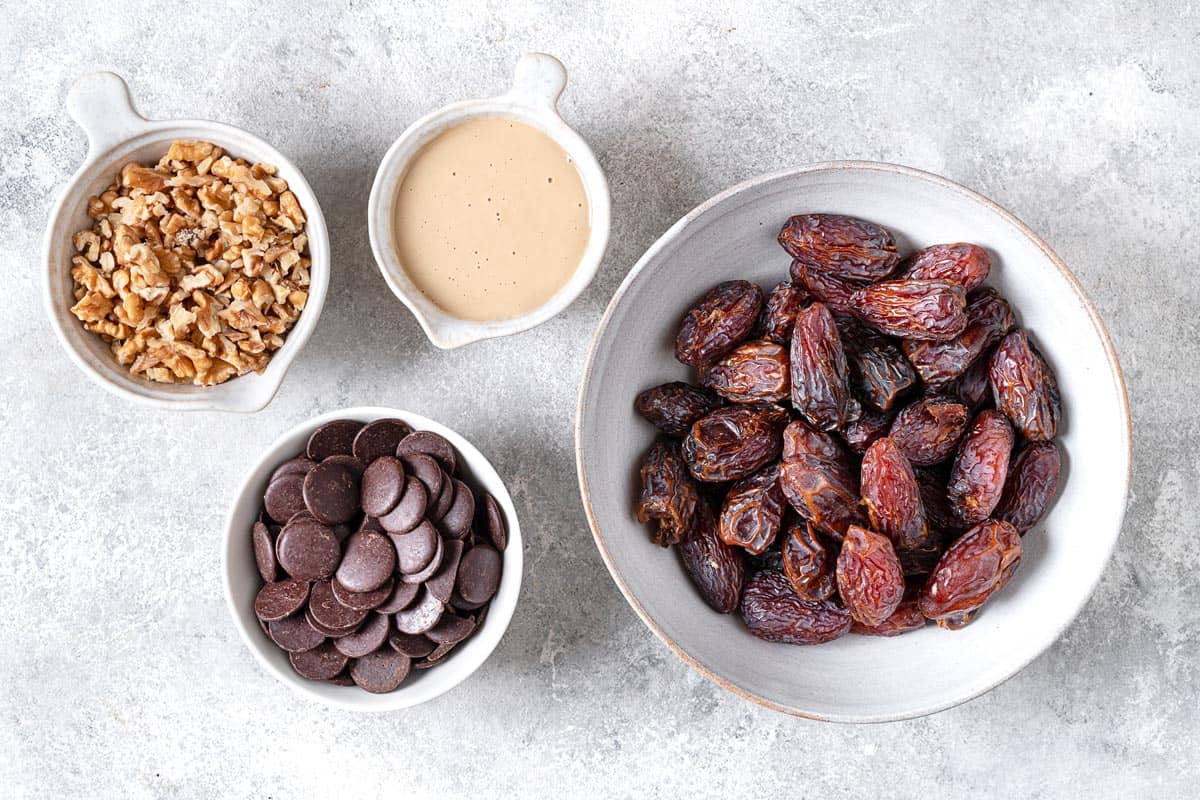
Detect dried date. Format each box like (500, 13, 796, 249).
(860, 436, 928, 550)
(681, 404, 788, 482)
(903, 287, 1015, 387)
(841, 408, 893, 455)
(918, 519, 1022, 621)
(779, 453, 866, 540)
(851, 585, 926, 637)
(636, 438, 701, 547)
(850, 279, 968, 341)
(914, 467, 961, 534)
(740, 569, 852, 645)
(888, 395, 970, 466)
(758, 280, 809, 344)
(791, 260, 864, 315)
(947, 410, 1014, 527)
(634, 381, 723, 437)
(995, 441, 1061, 533)
(943, 351, 993, 411)
(780, 521, 836, 601)
(836, 314, 918, 412)
(675, 280, 763, 367)
(898, 243, 991, 291)
(778, 213, 899, 281)
(679, 500, 745, 613)
(782, 418, 846, 464)
(701, 340, 791, 403)
(718, 464, 786, 554)
(989, 328, 1061, 441)
(790, 302, 860, 431)
(836, 524, 905, 627)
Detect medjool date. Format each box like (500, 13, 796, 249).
(836, 314, 917, 412)
(780, 521, 836, 601)
(836, 524, 905, 627)
(779, 213, 899, 281)
(995, 441, 1061, 533)
(989, 328, 1061, 441)
(888, 395, 970, 466)
(841, 408, 893, 455)
(918, 519, 1022, 621)
(758, 280, 809, 343)
(778, 453, 866, 540)
(792, 260, 864, 314)
(850, 279, 968, 341)
(718, 464, 786, 554)
(860, 437, 927, 550)
(675, 280, 763, 367)
(679, 500, 745, 613)
(701, 340, 790, 403)
(790, 302, 860, 431)
(947, 410, 1014, 527)
(740, 569, 852, 645)
(636, 438, 700, 547)
(899, 243, 991, 291)
(903, 288, 1015, 387)
(634, 382, 722, 437)
(682, 404, 788, 482)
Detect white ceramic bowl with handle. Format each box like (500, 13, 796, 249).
(223, 407, 523, 711)
(42, 72, 330, 412)
(368, 52, 610, 349)
(576, 162, 1131, 722)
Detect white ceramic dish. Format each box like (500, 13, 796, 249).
(368, 52, 611, 349)
(42, 72, 330, 412)
(223, 407, 523, 711)
(576, 162, 1131, 722)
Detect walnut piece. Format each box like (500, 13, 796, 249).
(67, 140, 311, 386)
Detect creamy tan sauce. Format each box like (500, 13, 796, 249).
(393, 117, 590, 321)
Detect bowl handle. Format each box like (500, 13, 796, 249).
(506, 53, 567, 110)
(66, 72, 148, 159)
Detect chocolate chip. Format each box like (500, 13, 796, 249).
(333, 612, 391, 658)
(350, 647, 412, 693)
(252, 521, 278, 582)
(378, 476, 427, 533)
(374, 580, 420, 614)
(254, 579, 310, 622)
(360, 456, 405, 517)
(457, 544, 502, 605)
(438, 479, 475, 539)
(431, 470, 456, 520)
(327, 670, 355, 686)
(307, 420, 363, 461)
(331, 575, 394, 611)
(397, 431, 457, 475)
(268, 613, 326, 653)
(289, 641, 349, 681)
(449, 590, 487, 612)
(480, 493, 508, 551)
(399, 532, 444, 585)
(389, 520, 439, 575)
(400, 453, 443, 501)
(353, 418, 413, 463)
(425, 539, 464, 604)
(323, 453, 366, 477)
(308, 579, 369, 632)
(426, 612, 475, 645)
(388, 631, 437, 658)
(271, 456, 316, 483)
(264, 473, 306, 523)
(303, 461, 359, 525)
(424, 638, 461, 663)
(305, 607, 361, 638)
(336, 530, 396, 593)
(394, 587, 444, 634)
(276, 518, 341, 581)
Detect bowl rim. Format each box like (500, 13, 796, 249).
(573, 159, 1132, 723)
(41, 73, 330, 412)
(222, 405, 523, 711)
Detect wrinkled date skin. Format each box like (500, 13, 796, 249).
(914, 466, 962, 534)
(851, 589, 926, 637)
(790, 302, 860, 431)
(701, 340, 791, 403)
(888, 395, 970, 466)
(779, 454, 866, 540)
(740, 569, 852, 645)
(758, 280, 809, 344)
(903, 288, 1016, 388)
(850, 279, 968, 341)
(943, 352, 993, 411)
(918, 519, 1022, 621)
(780, 522, 837, 601)
(836, 315, 918, 412)
(718, 464, 786, 554)
(634, 381, 723, 437)
(682, 404, 788, 482)
(636, 438, 701, 546)
(836, 524, 905, 627)
(841, 408, 893, 455)
(898, 243, 991, 291)
(791, 260, 865, 314)
(778, 213, 900, 282)
(861, 437, 928, 550)
(995, 442, 1061, 532)
(895, 530, 946, 578)
(782, 419, 847, 463)
(947, 410, 1015, 527)
(679, 500, 745, 613)
(674, 280, 763, 367)
(989, 329, 1061, 441)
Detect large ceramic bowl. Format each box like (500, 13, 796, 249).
(575, 162, 1131, 722)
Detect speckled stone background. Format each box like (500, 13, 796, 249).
(2, 1, 1195, 797)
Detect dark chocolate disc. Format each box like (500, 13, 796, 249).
(306, 420, 363, 460)
(331, 576, 394, 611)
(424, 638, 460, 663)
(264, 473, 306, 523)
(480, 493, 508, 551)
(305, 606, 361, 638)
(327, 670, 355, 686)
(270, 456, 316, 483)
(396, 430, 457, 474)
(361, 456, 405, 517)
(373, 580, 420, 614)
(268, 613, 326, 653)
(399, 532, 444, 584)
(388, 631, 436, 658)
(378, 477, 427, 533)
(456, 544, 502, 605)
(254, 579, 310, 622)
(350, 647, 412, 693)
(389, 520, 439, 575)
(336, 530, 396, 593)
(276, 519, 341, 581)
(308, 579, 369, 632)
(302, 461, 359, 525)
(252, 521, 278, 582)
(399, 453, 443, 501)
(323, 453, 365, 477)
(353, 418, 413, 463)
(394, 587, 444, 634)
(449, 590, 487, 612)
(333, 612, 391, 658)
(431, 470, 456, 520)
(425, 539, 464, 604)
(426, 612, 475, 645)
(289, 641, 349, 681)
(439, 479, 475, 539)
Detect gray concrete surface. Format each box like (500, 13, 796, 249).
(1, 1, 1195, 797)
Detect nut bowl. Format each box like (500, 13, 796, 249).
(223, 407, 522, 711)
(42, 72, 330, 412)
(575, 162, 1131, 722)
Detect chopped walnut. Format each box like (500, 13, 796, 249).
(67, 140, 311, 387)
